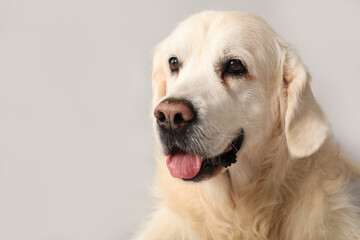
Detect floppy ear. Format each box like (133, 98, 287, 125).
(151, 50, 167, 109)
(281, 46, 329, 158)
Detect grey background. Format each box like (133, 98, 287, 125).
(0, 0, 359, 239)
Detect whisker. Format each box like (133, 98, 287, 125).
(230, 142, 239, 152)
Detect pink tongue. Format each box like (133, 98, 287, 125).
(166, 153, 202, 179)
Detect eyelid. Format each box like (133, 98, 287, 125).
(168, 54, 181, 62)
(215, 57, 248, 76)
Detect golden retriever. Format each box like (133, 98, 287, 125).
(134, 11, 360, 240)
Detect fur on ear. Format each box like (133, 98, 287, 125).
(281, 46, 329, 158)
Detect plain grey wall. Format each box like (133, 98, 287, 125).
(0, 0, 359, 239)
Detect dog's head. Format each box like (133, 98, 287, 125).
(152, 11, 329, 182)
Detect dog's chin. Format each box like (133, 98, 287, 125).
(165, 130, 244, 182)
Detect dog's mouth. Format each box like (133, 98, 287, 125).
(166, 130, 244, 182)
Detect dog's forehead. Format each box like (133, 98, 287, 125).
(164, 11, 276, 60)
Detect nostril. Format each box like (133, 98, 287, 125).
(173, 113, 184, 125)
(154, 99, 196, 130)
(157, 111, 166, 123)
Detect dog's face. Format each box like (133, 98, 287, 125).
(152, 11, 329, 182)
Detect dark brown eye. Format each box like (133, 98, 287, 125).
(169, 57, 180, 72)
(224, 59, 247, 76)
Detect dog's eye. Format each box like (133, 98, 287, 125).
(169, 57, 180, 72)
(224, 59, 247, 76)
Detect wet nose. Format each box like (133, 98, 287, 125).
(154, 99, 195, 130)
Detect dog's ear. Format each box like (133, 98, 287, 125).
(281, 46, 329, 158)
(151, 50, 167, 109)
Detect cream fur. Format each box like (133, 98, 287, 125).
(134, 11, 360, 240)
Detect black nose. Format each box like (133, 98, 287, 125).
(154, 99, 195, 130)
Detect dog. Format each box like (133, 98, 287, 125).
(134, 11, 360, 240)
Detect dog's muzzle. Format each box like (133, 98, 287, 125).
(154, 98, 244, 182)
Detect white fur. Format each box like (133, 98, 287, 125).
(134, 11, 360, 240)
